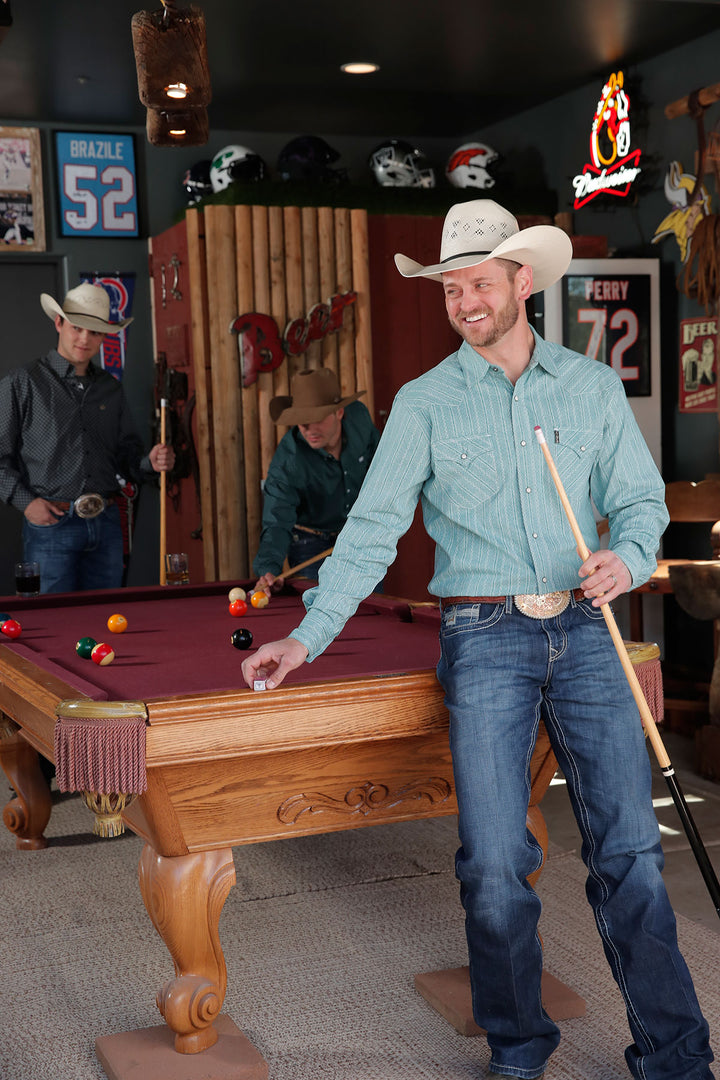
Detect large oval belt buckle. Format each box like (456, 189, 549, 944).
(74, 493, 105, 519)
(513, 590, 570, 619)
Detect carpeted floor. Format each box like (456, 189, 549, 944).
(0, 785, 718, 1080)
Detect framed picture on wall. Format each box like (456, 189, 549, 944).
(55, 131, 139, 238)
(543, 258, 662, 469)
(0, 126, 45, 252)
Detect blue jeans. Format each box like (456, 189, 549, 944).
(288, 529, 338, 580)
(23, 503, 124, 593)
(437, 593, 713, 1080)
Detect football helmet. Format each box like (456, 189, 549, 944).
(209, 144, 268, 192)
(277, 135, 348, 183)
(368, 140, 435, 188)
(445, 142, 499, 189)
(182, 159, 213, 203)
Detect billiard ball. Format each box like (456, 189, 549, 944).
(228, 587, 246, 603)
(231, 627, 253, 649)
(91, 642, 115, 666)
(250, 590, 269, 609)
(1, 618, 21, 639)
(228, 599, 248, 617)
(107, 613, 128, 634)
(76, 636, 97, 659)
(0, 612, 11, 627)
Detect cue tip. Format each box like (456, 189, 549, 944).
(534, 426, 546, 444)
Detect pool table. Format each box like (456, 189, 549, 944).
(0, 581, 560, 1071)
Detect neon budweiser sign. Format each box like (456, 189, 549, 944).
(572, 71, 642, 210)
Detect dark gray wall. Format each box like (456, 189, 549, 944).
(1, 28, 719, 591)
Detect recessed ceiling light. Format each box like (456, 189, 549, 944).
(341, 62, 380, 75)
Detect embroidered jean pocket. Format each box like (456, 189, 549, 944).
(441, 602, 506, 637)
(431, 435, 498, 509)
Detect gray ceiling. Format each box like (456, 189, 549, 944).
(1, 0, 719, 137)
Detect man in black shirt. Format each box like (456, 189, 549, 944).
(0, 283, 174, 592)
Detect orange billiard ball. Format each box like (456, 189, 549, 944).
(91, 642, 115, 666)
(229, 599, 248, 617)
(107, 613, 128, 634)
(250, 590, 269, 609)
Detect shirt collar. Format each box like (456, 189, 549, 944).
(456, 326, 565, 386)
(46, 348, 98, 380)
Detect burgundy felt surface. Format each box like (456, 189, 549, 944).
(0, 582, 441, 702)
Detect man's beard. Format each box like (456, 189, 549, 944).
(452, 295, 520, 348)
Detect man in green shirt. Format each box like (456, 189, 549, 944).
(243, 201, 713, 1080)
(252, 368, 380, 593)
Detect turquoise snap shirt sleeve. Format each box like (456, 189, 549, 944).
(290, 331, 668, 662)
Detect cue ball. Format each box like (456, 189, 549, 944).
(228, 587, 246, 603)
(1, 618, 21, 639)
(250, 590, 269, 609)
(231, 627, 253, 649)
(229, 599, 248, 617)
(91, 642, 115, 666)
(107, 613, 128, 634)
(76, 636, 97, 659)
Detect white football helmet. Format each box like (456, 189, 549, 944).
(210, 144, 267, 192)
(446, 142, 499, 189)
(369, 139, 435, 188)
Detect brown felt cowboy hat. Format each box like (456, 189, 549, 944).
(40, 282, 133, 334)
(394, 198, 573, 294)
(269, 368, 365, 426)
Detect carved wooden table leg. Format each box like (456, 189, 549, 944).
(0, 716, 52, 850)
(138, 844, 236, 1054)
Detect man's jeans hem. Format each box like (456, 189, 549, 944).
(489, 1063, 546, 1079)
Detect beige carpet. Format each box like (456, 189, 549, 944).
(0, 784, 718, 1080)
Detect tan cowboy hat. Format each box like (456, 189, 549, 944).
(40, 282, 133, 334)
(394, 199, 573, 294)
(269, 368, 365, 426)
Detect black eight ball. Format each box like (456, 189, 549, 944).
(231, 627, 253, 650)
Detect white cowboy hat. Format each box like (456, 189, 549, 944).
(40, 282, 133, 333)
(270, 368, 365, 426)
(394, 199, 573, 294)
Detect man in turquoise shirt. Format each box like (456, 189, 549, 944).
(252, 367, 380, 591)
(242, 200, 713, 1080)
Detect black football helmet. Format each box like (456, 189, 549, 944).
(182, 160, 213, 203)
(277, 135, 349, 183)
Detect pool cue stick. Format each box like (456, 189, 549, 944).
(534, 425, 720, 917)
(159, 398, 168, 586)
(283, 547, 334, 580)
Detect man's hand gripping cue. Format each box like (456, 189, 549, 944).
(241, 636, 309, 690)
(578, 549, 632, 606)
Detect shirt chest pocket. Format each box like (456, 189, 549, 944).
(431, 435, 499, 509)
(553, 428, 602, 499)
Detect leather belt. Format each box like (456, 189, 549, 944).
(54, 494, 113, 519)
(441, 589, 586, 619)
(294, 524, 338, 538)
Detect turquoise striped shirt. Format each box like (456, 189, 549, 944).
(292, 329, 668, 662)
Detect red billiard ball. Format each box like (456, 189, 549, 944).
(91, 642, 115, 666)
(1, 618, 21, 639)
(229, 599, 248, 617)
(107, 613, 128, 634)
(250, 590, 269, 609)
(231, 627, 253, 649)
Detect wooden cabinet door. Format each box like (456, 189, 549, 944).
(368, 214, 460, 601)
(149, 220, 207, 580)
